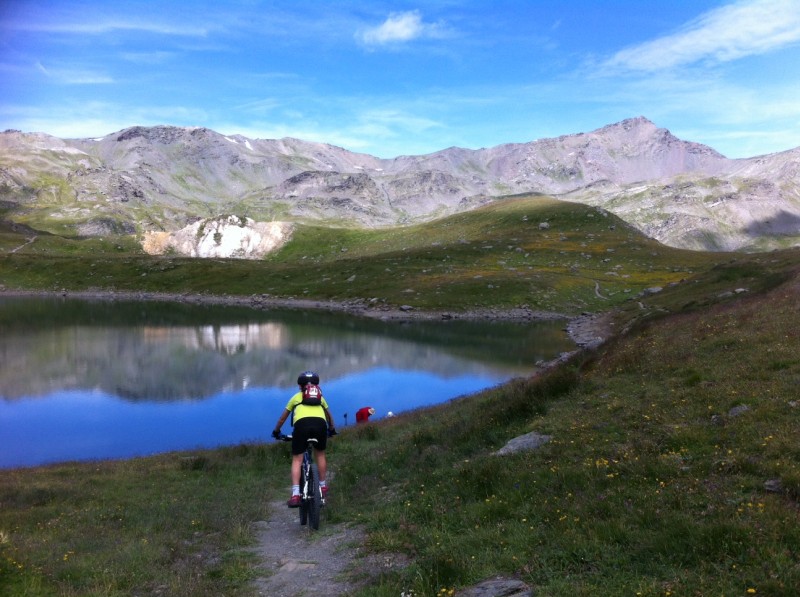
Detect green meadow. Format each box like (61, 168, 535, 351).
(1, 196, 721, 313)
(1, 196, 799, 595)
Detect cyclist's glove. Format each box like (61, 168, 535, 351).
(328, 428, 337, 437)
(271, 429, 281, 440)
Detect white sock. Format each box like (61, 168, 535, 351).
(292, 485, 300, 496)
(319, 480, 327, 488)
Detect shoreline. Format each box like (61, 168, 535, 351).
(0, 287, 615, 347)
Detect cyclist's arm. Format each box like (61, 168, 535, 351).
(323, 405, 335, 430)
(272, 407, 291, 436)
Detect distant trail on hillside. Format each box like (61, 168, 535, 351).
(9, 236, 36, 253)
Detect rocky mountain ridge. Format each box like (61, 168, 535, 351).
(1, 116, 799, 254)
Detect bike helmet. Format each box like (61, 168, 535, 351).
(297, 370, 320, 386)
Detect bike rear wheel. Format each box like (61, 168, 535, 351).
(308, 463, 321, 530)
(299, 465, 309, 526)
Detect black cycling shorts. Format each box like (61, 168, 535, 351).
(291, 417, 328, 455)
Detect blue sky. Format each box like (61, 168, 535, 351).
(1, 0, 799, 159)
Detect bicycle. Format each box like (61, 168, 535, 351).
(280, 434, 325, 530)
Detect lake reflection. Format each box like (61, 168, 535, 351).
(0, 296, 574, 468)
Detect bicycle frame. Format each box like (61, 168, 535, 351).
(281, 435, 324, 529)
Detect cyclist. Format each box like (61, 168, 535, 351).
(271, 371, 337, 508)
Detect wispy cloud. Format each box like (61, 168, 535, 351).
(35, 61, 113, 84)
(0, 4, 212, 37)
(357, 10, 445, 46)
(603, 0, 800, 72)
(351, 108, 443, 139)
(234, 98, 283, 115)
(120, 51, 176, 65)
(2, 14, 210, 36)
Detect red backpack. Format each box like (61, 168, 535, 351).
(301, 383, 323, 406)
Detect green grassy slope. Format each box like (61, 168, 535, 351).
(1, 196, 725, 315)
(325, 253, 800, 595)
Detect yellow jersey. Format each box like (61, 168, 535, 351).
(284, 391, 329, 423)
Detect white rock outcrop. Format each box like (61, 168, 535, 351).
(142, 216, 293, 259)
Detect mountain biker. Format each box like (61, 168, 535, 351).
(271, 371, 336, 508)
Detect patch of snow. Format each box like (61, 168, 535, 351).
(50, 147, 88, 155)
(224, 137, 238, 144)
(245, 140, 253, 151)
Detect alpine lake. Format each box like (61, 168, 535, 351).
(0, 295, 575, 468)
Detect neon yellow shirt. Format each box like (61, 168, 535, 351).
(285, 391, 329, 423)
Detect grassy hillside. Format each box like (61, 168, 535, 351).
(329, 254, 800, 595)
(1, 196, 724, 315)
(1, 199, 799, 595)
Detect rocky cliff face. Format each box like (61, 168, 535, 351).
(2, 117, 799, 254)
(141, 216, 293, 259)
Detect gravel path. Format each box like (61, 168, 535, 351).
(250, 499, 364, 596)
(250, 498, 407, 596)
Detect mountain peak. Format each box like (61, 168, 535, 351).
(588, 116, 652, 135)
(114, 125, 216, 144)
(594, 116, 658, 135)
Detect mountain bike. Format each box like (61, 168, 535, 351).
(280, 435, 324, 530)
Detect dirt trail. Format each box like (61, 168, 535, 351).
(10, 235, 36, 253)
(250, 499, 372, 596)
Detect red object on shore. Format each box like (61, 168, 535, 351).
(356, 407, 375, 423)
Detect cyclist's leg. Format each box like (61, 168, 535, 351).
(290, 419, 312, 493)
(291, 453, 303, 487)
(308, 417, 329, 484)
(316, 450, 327, 483)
